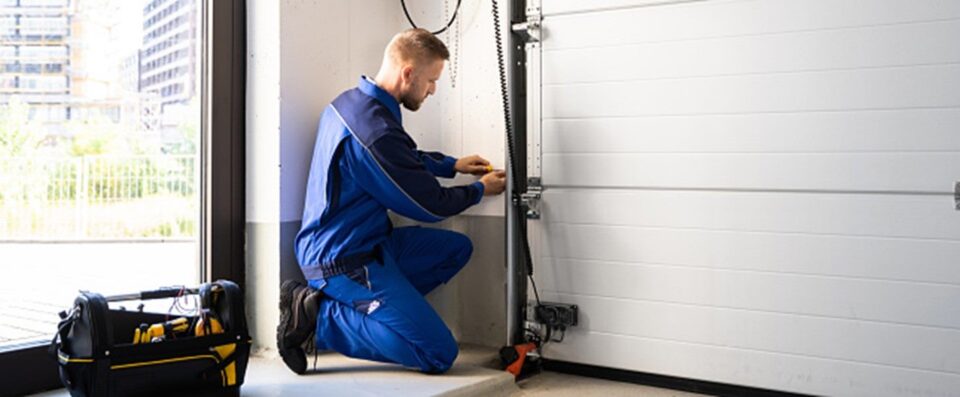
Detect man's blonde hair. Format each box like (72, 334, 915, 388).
(387, 28, 450, 66)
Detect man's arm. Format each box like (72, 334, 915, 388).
(418, 151, 494, 178)
(346, 133, 484, 223)
(417, 150, 458, 178)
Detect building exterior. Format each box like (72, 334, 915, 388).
(139, 0, 198, 110)
(0, 0, 198, 143)
(0, 0, 73, 126)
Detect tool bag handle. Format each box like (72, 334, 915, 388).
(101, 286, 200, 302)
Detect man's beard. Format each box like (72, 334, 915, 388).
(400, 92, 423, 111)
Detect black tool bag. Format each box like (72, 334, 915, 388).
(50, 280, 252, 397)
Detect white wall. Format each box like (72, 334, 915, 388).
(245, 0, 280, 225)
(245, 0, 281, 355)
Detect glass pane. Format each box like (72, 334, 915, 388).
(0, 0, 203, 348)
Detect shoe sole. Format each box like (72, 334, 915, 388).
(278, 280, 307, 374)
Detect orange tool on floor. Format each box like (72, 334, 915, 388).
(500, 341, 539, 377)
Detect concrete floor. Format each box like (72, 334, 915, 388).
(31, 345, 710, 397)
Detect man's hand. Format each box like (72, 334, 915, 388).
(455, 155, 492, 175)
(479, 170, 507, 196)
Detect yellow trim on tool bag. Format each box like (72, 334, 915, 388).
(110, 354, 228, 387)
(57, 352, 94, 364)
(213, 343, 238, 386)
(110, 354, 219, 370)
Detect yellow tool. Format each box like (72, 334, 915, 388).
(133, 317, 190, 344)
(194, 310, 224, 336)
(485, 165, 494, 173)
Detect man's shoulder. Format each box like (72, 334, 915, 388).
(330, 89, 404, 147)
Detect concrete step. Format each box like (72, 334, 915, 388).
(242, 344, 517, 397)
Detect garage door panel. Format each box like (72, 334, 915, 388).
(536, 292, 960, 374)
(542, 329, 960, 397)
(543, 65, 960, 119)
(541, 153, 960, 193)
(538, 257, 960, 330)
(541, 190, 960, 240)
(542, 109, 960, 153)
(543, 0, 960, 48)
(538, 223, 960, 291)
(533, 0, 960, 394)
(544, 19, 960, 85)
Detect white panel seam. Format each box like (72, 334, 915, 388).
(543, 290, 960, 331)
(542, 256, 960, 288)
(542, 222, 960, 242)
(542, 105, 960, 120)
(543, 61, 960, 86)
(544, 16, 960, 51)
(560, 329, 960, 377)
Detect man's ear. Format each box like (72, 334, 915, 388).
(401, 65, 414, 85)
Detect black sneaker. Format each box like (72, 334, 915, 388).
(277, 280, 322, 374)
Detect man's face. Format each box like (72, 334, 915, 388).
(399, 58, 444, 111)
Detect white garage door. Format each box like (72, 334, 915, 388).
(528, 0, 960, 396)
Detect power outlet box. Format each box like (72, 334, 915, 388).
(534, 302, 578, 330)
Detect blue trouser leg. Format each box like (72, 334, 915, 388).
(307, 227, 472, 373)
(382, 226, 473, 296)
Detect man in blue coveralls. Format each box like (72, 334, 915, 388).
(277, 28, 507, 375)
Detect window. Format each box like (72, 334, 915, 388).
(19, 17, 69, 36)
(20, 0, 71, 7)
(19, 45, 68, 59)
(0, 1, 245, 395)
(0, 17, 15, 36)
(19, 74, 66, 90)
(0, 75, 16, 89)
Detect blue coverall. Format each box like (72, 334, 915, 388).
(294, 76, 485, 373)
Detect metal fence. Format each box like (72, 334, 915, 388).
(0, 155, 198, 240)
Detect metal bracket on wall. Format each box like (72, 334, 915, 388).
(521, 177, 542, 219)
(511, 19, 540, 43)
(512, 2, 541, 43)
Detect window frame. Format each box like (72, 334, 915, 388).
(0, 0, 245, 394)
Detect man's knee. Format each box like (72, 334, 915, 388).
(420, 335, 459, 374)
(446, 231, 473, 268)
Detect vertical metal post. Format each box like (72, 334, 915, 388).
(506, 161, 519, 345)
(505, 0, 529, 346)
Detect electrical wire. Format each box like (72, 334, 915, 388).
(491, 0, 542, 307)
(401, 0, 462, 35)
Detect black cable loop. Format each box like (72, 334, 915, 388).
(401, 0, 462, 35)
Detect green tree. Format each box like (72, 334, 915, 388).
(0, 99, 41, 157)
(67, 116, 125, 157)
